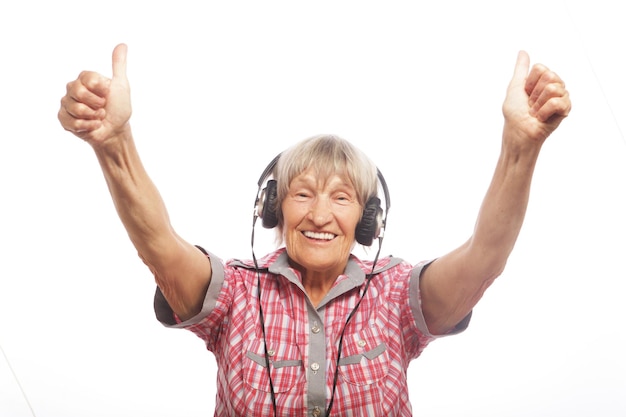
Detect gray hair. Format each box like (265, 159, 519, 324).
(272, 134, 379, 242)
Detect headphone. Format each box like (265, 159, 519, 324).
(254, 153, 391, 246)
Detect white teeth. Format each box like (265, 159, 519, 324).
(303, 231, 335, 240)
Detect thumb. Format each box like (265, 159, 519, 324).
(111, 43, 128, 80)
(508, 50, 530, 91)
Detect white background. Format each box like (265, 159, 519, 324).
(1, 1, 625, 416)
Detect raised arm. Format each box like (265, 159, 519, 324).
(419, 51, 571, 335)
(58, 44, 211, 321)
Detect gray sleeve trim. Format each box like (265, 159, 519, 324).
(409, 260, 472, 338)
(153, 247, 226, 328)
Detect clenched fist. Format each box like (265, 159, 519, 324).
(502, 51, 571, 150)
(58, 43, 132, 147)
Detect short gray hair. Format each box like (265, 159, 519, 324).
(273, 134, 379, 242)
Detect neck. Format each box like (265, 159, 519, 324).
(303, 276, 336, 307)
(289, 260, 344, 307)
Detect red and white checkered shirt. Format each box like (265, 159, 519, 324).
(154, 247, 468, 416)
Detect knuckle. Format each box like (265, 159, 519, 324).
(543, 70, 561, 85)
(544, 83, 560, 96)
(75, 102, 97, 118)
(72, 83, 89, 101)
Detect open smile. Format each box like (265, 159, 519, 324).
(302, 231, 336, 241)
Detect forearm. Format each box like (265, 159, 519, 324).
(92, 126, 211, 319)
(93, 126, 174, 262)
(420, 130, 542, 335)
(469, 129, 542, 278)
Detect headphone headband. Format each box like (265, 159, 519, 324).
(256, 153, 390, 210)
(257, 153, 282, 188)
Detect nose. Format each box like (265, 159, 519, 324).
(308, 196, 333, 226)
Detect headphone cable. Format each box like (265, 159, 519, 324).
(251, 214, 279, 417)
(325, 235, 383, 417)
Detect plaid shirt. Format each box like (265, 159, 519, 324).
(155, 248, 468, 416)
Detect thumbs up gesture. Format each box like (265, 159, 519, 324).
(58, 44, 132, 147)
(501, 51, 571, 150)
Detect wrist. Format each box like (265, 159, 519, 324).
(501, 121, 544, 162)
(92, 124, 142, 178)
(91, 123, 133, 156)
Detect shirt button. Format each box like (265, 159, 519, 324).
(357, 339, 367, 348)
(310, 362, 320, 371)
(311, 325, 321, 334)
(312, 406, 322, 417)
(267, 349, 275, 357)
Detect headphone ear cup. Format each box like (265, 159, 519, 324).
(355, 197, 382, 246)
(260, 179, 279, 229)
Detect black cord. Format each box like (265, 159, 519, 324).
(251, 215, 278, 417)
(325, 236, 383, 417)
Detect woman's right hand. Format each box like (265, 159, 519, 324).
(58, 43, 132, 148)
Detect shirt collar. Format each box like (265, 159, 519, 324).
(268, 250, 366, 309)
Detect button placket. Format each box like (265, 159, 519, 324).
(306, 309, 326, 415)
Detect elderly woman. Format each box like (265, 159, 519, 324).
(58, 44, 570, 416)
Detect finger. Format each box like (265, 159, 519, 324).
(61, 94, 106, 120)
(525, 65, 546, 101)
(58, 106, 103, 134)
(76, 70, 110, 99)
(69, 119, 104, 135)
(508, 50, 530, 91)
(67, 78, 108, 111)
(528, 69, 565, 114)
(112, 43, 128, 80)
(533, 91, 571, 123)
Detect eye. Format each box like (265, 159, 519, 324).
(334, 192, 354, 205)
(293, 190, 312, 201)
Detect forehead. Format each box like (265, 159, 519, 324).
(289, 166, 355, 189)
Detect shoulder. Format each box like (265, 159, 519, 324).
(353, 254, 413, 277)
(226, 247, 287, 270)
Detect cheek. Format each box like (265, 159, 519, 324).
(281, 203, 304, 230)
(340, 209, 363, 235)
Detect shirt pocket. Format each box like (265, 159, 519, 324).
(338, 325, 389, 386)
(244, 339, 304, 393)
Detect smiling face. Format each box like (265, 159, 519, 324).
(282, 166, 363, 280)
